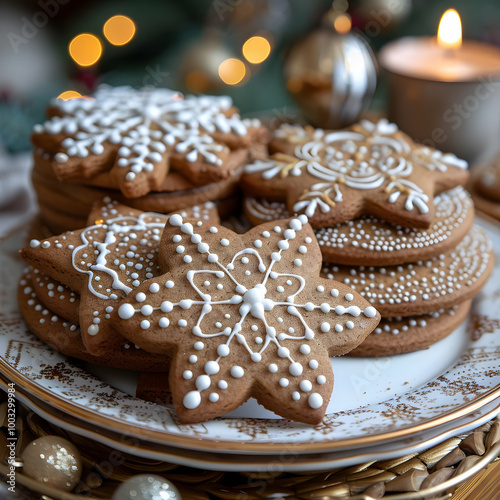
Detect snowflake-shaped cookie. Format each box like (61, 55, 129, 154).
(113, 214, 380, 424)
(20, 199, 220, 355)
(32, 85, 264, 198)
(242, 120, 469, 229)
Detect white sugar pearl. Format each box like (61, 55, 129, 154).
(289, 362, 303, 376)
(300, 344, 311, 355)
(308, 393, 323, 409)
(231, 366, 244, 378)
(279, 378, 289, 387)
(118, 304, 135, 319)
(205, 361, 220, 374)
(141, 305, 153, 316)
(299, 380, 312, 392)
(217, 344, 229, 357)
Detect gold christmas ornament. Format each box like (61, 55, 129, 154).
(112, 474, 182, 500)
(20, 435, 82, 491)
(284, 10, 377, 129)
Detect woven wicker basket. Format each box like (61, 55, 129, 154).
(0, 403, 499, 499)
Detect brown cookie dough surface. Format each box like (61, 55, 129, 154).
(242, 120, 468, 229)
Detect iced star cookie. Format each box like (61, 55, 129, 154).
(244, 187, 474, 266)
(322, 226, 493, 317)
(349, 301, 471, 356)
(113, 215, 380, 424)
(20, 199, 221, 356)
(18, 269, 167, 371)
(242, 120, 469, 229)
(32, 85, 268, 198)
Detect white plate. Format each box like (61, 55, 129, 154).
(4, 377, 499, 472)
(0, 219, 499, 455)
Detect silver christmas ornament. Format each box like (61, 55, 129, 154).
(112, 474, 181, 500)
(285, 12, 377, 129)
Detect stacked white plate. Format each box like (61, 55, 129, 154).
(1, 218, 499, 472)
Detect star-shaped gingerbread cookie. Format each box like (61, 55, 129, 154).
(32, 85, 267, 198)
(113, 214, 380, 424)
(242, 120, 469, 229)
(20, 199, 220, 356)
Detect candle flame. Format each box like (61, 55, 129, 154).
(437, 9, 462, 50)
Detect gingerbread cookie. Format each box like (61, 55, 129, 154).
(31, 268, 80, 324)
(349, 301, 471, 356)
(321, 225, 493, 317)
(32, 164, 240, 233)
(20, 199, 220, 356)
(242, 120, 469, 229)
(245, 187, 474, 266)
(18, 269, 167, 371)
(113, 214, 380, 424)
(468, 164, 500, 222)
(32, 86, 268, 198)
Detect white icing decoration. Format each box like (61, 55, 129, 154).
(321, 226, 491, 311)
(40, 85, 260, 182)
(118, 215, 377, 413)
(231, 366, 244, 378)
(308, 393, 323, 409)
(299, 380, 312, 392)
(87, 324, 99, 336)
(244, 120, 466, 219)
(268, 363, 278, 373)
(279, 378, 289, 387)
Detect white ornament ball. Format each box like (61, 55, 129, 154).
(112, 474, 181, 500)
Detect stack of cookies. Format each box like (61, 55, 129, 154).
(18, 200, 222, 372)
(242, 120, 494, 356)
(31, 85, 269, 235)
(468, 154, 500, 221)
(19, 198, 381, 424)
(17, 86, 495, 424)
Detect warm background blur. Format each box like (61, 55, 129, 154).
(1, 0, 500, 152)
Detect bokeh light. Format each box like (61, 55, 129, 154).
(218, 58, 246, 85)
(57, 90, 82, 100)
(103, 15, 136, 46)
(242, 36, 271, 64)
(334, 14, 352, 34)
(69, 33, 103, 67)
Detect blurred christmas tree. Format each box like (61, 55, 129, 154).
(1, 0, 499, 151)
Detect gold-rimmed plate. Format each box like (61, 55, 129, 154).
(0, 219, 499, 456)
(3, 376, 500, 472)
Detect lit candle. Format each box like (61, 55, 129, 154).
(379, 10, 500, 164)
